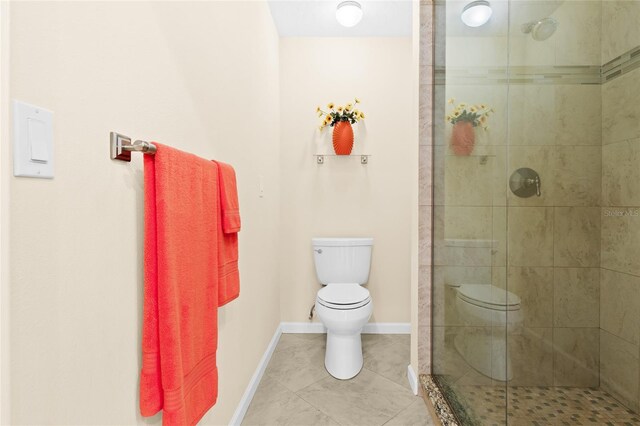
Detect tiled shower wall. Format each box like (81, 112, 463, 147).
(428, 0, 604, 388)
(496, 1, 604, 387)
(420, 1, 640, 403)
(599, 0, 640, 412)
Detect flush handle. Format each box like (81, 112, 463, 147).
(314, 249, 323, 254)
(509, 168, 541, 198)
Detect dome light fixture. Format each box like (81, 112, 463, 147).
(336, 1, 363, 28)
(461, 0, 492, 27)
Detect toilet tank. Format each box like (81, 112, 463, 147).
(312, 237, 373, 285)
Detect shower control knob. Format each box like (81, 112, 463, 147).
(509, 168, 542, 198)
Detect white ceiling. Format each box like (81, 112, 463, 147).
(268, 0, 413, 37)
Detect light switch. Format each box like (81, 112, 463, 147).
(28, 118, 49, 163)
(13, 100, 54, 178)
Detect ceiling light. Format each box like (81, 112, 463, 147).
(461, 1, 492, 27)
(336, 1, 363, 28)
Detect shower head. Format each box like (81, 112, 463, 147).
(521, 17, 558, 41)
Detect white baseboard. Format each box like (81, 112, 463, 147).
(280, 322, 326, 333)
(407, 364, 418, 396)
(228, 325, 282, 426)
(280, 322, 411, 334)
(231, 321, 412, 425)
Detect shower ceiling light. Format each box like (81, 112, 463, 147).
(336, 1, 363, 28)
(461, 0, 492, 27)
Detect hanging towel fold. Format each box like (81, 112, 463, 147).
(213, 161, 241, 306)
(216, 161, 241, 234)
(140, 143, 221, 426)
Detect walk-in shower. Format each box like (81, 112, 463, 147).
(427, 0, 640, 424)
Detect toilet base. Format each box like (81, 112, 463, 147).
(325, 331, 364, 380)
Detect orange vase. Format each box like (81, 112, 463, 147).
(451, 121, 476, 156)
(332, 121, 354, 155)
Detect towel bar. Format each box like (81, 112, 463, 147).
(110, 132, 157, 162)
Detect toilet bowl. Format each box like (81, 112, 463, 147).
(451, 284, 522, 381)
(312, 238, 373, 380)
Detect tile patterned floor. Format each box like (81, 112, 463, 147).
(242, 334, 436, 426)
(447, 384, 640, 425)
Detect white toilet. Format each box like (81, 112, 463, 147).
(312, 237, 373, 380)
(449, 283, 522, 381)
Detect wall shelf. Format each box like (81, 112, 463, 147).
(314, 154, 370, 165)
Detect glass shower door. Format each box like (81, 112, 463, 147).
(432, 0, 640, 424)
(504, 0, 613, 424)
(431, 0, 510, 423)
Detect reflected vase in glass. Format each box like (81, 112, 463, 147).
(450, 121, 475, 156)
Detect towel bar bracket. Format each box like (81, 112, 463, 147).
(110, 132, 157, 162)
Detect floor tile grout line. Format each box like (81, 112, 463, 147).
(361, 368, 420, 421)
(244, 372, 343, 425)
(295, 367, 416, 426)
(363, 362, 413, 391)
(241, 375, 301, 417)
(293, 392, 346, 426)
(288, 369, 334, 397)
(248, 334, 426, 426)
(361, 367, 418, 394)
(380, 399, 423, 426)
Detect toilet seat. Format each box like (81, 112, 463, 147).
(457, 284, 521, 311)
(317, 283, 370, 310)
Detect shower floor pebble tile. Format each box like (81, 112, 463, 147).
(242, 334, 436, 426)
(448, 384, 640, 425)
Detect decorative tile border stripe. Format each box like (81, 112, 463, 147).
(602, 45, 640, 83)
(434, 65, 600, 85)
(419, 374, 460, 426)
(433, 44, 640, 85)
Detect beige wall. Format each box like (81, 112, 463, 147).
(0, 1, 11, 422)
(278, 37, 414, 323)
(600, 0, 640, 412)
(8, 2, 281, 424)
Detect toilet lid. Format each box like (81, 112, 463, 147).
(457, 284, 521, 310)
(318, 283, 370, 305)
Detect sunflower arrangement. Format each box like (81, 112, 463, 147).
(316, 98, 365, 131)
(446, 99, 493, 131)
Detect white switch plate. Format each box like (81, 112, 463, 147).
(13, 100, 54, 178)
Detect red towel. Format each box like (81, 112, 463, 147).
(214, 161, 241, 306)
(216, 161, 241, 233)
(140, 143, 221, 426)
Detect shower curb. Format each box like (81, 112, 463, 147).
(419, 374, 460, 426)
